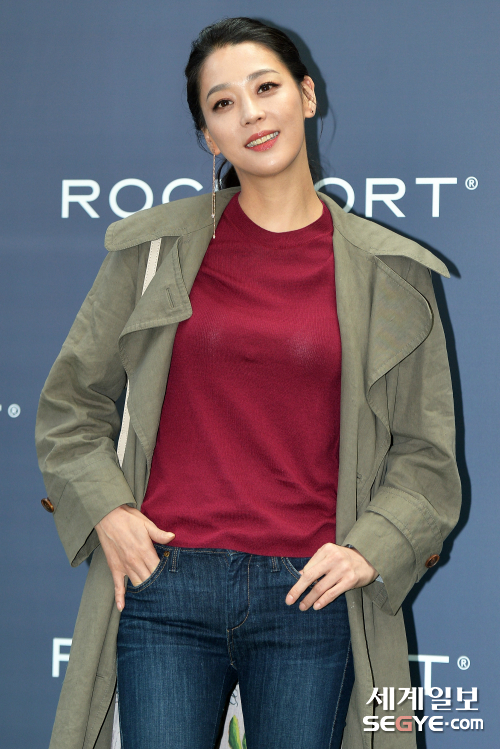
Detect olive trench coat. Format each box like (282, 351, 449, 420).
(35, 186, 461, 749)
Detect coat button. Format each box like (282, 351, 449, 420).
(425, 554, 440, 568)
(41, 497, 55, 513)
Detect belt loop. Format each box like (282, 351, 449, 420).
(271, 556, 278, 572)
(169, 546, 180, 572)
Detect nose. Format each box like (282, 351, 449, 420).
(240, 93, 266, 127)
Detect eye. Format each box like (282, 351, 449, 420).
(258, 81, 279, 93)
(213, 98, 232, 111)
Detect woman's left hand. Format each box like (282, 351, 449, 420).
(285, 543, 378, 610)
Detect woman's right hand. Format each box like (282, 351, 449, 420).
(95, 505, 175, 611)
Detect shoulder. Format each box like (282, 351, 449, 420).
(319, 191, 450, 278)
(104, 190, 220, 252)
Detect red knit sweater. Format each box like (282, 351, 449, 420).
(141, 194, 342, 556)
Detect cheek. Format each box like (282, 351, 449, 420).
(276, 109, 306, 154)
(273, 97, 305, 135)
(206, 116, 241, 156)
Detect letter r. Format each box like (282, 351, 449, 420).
(62, 180, 100, 218)
(365, 179, 406, 218)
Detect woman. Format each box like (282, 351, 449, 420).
(35, 17, 461, 749)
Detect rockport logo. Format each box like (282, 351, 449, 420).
(61, 176, 478, 220)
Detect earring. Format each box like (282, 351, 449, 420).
(211, 151, 216, 239)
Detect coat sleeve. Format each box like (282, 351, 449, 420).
(35, 246, 141, 567)
(343, 258, 462, 615)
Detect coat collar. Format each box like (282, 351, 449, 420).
(115, 185, 440, 388)
(106, 185, 449, 278)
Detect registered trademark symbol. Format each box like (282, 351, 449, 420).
(457, 656, 470, 670)
(465, 176, 478, 190)
(8, 404, 21, 418)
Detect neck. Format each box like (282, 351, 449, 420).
(235, 144, 323, 232)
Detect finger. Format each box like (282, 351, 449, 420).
(285, 575, 319, 605)
(146, 522, 176, 545)
(300, 543, 348, 578)
(285, 563, 329, 605)
(143, 551, 161, 576)
(297, 571, 341, 609)
(128, 557, 157, 586)
(137, 539, 163, 576)
(298, 568, 322, 583)
(301, 571, 355, 610)
(287, 543, 366, 609)
(113, 573, 126, 612)
(308, 579, 350, 610)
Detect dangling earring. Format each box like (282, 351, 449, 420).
(211, 150, 216, 239)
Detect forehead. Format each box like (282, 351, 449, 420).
(199, 41, 286, 92)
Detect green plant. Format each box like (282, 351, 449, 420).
(228, 716, 246, 749)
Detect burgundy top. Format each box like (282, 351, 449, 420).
(141, 193, 342, 556)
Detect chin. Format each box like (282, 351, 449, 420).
(240, 155, 298, 180)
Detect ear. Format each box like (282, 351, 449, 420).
(301, 76, 317, 119)
(202, 128, 222, 156)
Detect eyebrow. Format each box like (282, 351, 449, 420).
(206, 69, 280, 100)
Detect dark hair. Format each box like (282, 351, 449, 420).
(185, 17, 316, 189)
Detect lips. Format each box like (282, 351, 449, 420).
(245, 130, 280, 148)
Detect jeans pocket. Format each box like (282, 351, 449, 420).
(126, 545, 171, 593)
(281, 556, 313, 581)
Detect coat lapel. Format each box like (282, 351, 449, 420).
(118, 195, 233, 470)
(317, 193, 435, 540)
(320, 193, 436, 392)
(120, 239, 193, 336)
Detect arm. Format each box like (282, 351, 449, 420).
(343, 259, 462, 614)
(35, 246, 141, 566)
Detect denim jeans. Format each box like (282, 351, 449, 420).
(117, 544, 354, 749)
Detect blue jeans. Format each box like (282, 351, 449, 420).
(117, 545, 354, 749)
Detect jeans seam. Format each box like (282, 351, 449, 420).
(209, 664, 236, 749)
(117, 688, 124, 747)
(281, 557, 300, 580)
(281, 557, 317, 589)
(227, 555, 252, 667)
(169, 548, 228, 573)
(328, 639, 352, 749)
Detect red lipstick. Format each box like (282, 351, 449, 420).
(244, 130, 280, 151)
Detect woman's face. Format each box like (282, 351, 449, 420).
(199, 42, 315, 181)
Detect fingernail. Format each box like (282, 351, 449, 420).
(286, 594, 294, 604)
(117, 603, 123, 612)
(299, 602, 306, 611)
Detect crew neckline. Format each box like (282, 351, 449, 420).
(221, 193, 332, 248)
